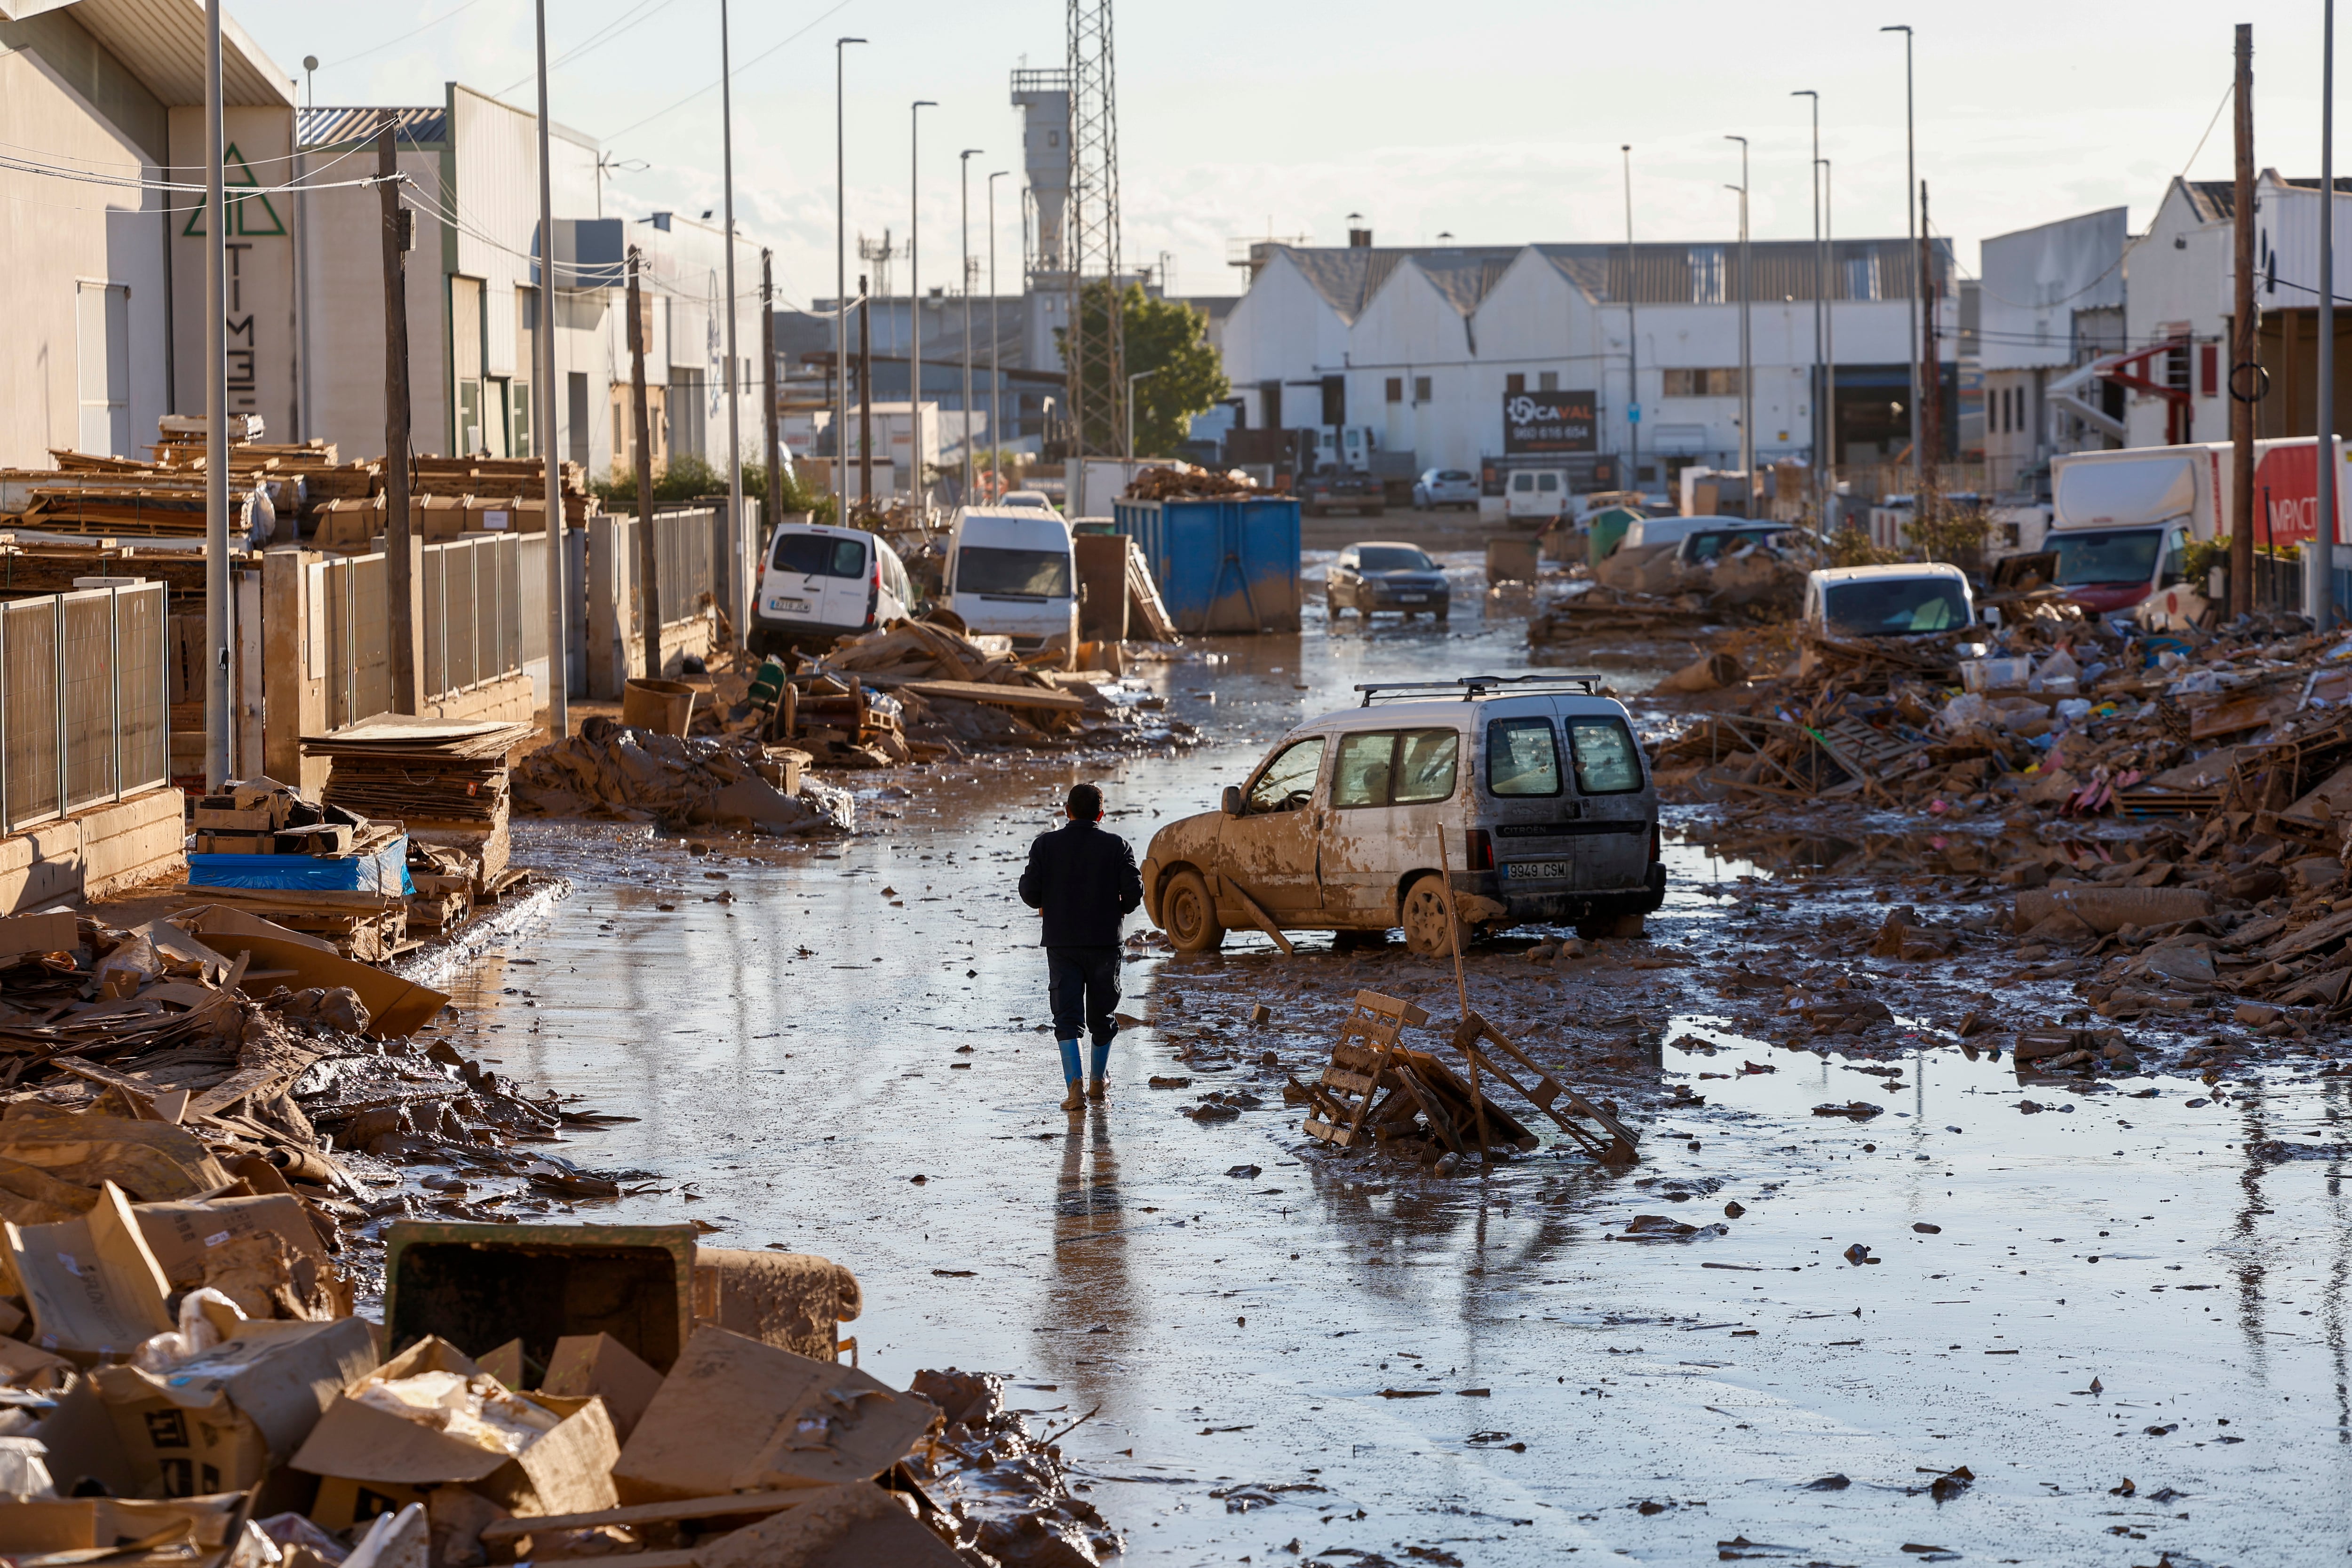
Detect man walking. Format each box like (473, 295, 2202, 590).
(1018, 783, 1144, 1111)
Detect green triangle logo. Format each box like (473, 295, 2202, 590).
(182, 143, 287, 239)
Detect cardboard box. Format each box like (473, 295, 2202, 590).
(275, 824, 354, 856)
(191, 805, 276, 831)
(542, 1333, 665, 1442)
(194, 831, 274, 855)
(0, 1495, 252, 1557)
(612, 1327, 938, 1504)
(311, 497, 386, 549)
(4, 1183, 173, 1362)
(91, 1316, 377, 1498)
(291, 1337, 619, 1524)
(135, 1193, 336, 1304)
(0, 912, 78, 961)
(415, 495, 470, 541)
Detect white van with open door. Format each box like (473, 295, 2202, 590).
(749, 522, 914, 656)
(945, 506, 1080, 658)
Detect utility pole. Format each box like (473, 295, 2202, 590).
(628, 245, 659, 680)
(533, 0, 566, 737)
(719, 0, 745, 644)
(1883, 24, 1919, 492)
(2318, 0, 2339, 630)
(377, 114, 417, 716)
(1621, 144, 1638, 496)
(762, 248, 780, 528)
(1795, 88, 1824, 521)
(960, 147, 982, 506)
(834, 36, 865, 523)
(1919, 180, 1941, 514)
(203, 0, 229, 787)
(2232, 23, 2256, 618)
(1725, 135, 1752, 487)
(910, 100, 936, 509)
(857, 273, 874, 505)
(989, 169, 1007, 500)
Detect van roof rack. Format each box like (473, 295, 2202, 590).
(1354, 675, 1601, 706)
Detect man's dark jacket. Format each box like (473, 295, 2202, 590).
(1019, 819, 1144, 946)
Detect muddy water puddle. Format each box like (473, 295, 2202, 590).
(440, 583, 2352, 1564)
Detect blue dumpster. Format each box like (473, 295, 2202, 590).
(1112, 495, 1302, 634)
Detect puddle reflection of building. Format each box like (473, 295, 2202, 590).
(1042, 1105, 1132, 1396)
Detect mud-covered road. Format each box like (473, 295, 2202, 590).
(438, 559, 2352, 1566)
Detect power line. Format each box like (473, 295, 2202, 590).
(322, 0, 499, 69)
(492, 0, 684, 97)
(602, 0, 859, 143)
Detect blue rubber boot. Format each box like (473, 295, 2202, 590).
(1057, 1040, 1084, 1110)
(1087, 1040, 1112, 1102)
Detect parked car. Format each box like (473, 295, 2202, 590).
(749, 522, 915, 655)
(1327, 542, 1451, 621)
(1412, 468, 1480, 510)
(999, 490, 1059, 512)
(1298, 470, 1384, 517)
(944, 505, 1080, 658)
(1620, 514, 1750, 552)
(1671, 524, 1820, 567)
(1803, 563, 1976, 637)
(1503, 468, 1569, 527)
(1140, 675, 1665, 954)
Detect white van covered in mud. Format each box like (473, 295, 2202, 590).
(1141, 676, 1664, 954)
(749, 522, 915, 655)
(945, 506, 1080, 658)
(1804, 563, 1975, 636)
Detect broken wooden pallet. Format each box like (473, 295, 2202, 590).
(1302, 990, 1426, 1148)
(1446, 1010, 1640, 1164)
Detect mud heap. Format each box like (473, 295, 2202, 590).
(514, 719, 854, 834)
(1646, 603, 2352, 1054)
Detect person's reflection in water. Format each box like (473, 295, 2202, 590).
(1043, 1104, 1131, 1397)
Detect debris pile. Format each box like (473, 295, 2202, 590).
(307, 716, 534, 903)
(514, 718, 852, 835)
(1122, 463, 1261, 501)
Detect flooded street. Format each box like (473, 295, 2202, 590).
(438, 563, 2352, 1566)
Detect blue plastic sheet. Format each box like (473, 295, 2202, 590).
(188, 834, 413, 896)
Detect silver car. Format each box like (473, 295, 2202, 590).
(1141, 676, 1666, 954)
(1413, 468, 1480, 510)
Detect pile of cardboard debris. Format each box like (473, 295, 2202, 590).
(1529, 533, 1810, 646)
(512, 720, 853, 836)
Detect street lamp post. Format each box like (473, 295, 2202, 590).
(989, 170, 1008, 500)
(1724, 134, 1752, 486)
(2318, 0, 2339, 628)
(1794, 89, 1824, 521)
(909, 101, 935, 511)
(1127, 367, 1161, 466)
(1621, 144, 1638, 498)
(718, 0, 745, 641)
(1820, 156, 1837, 527)
(960, 148, 982, 506)
(1883, 23, 1918, 491)
(834, 37, 865, 521)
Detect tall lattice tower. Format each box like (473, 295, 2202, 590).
(1063, 0, 1122, 458)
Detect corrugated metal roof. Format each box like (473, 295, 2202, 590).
(299, 105, 447, 149)
(41, 0, 293, 106)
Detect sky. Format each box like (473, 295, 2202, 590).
(231, 0, 2322, 310)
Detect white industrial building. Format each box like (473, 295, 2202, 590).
(1977, 207, 2128, 492)
(1216, 234, 1954, 488)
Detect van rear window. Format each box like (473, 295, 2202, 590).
(1566, 717, 1644, 795)
(772, 532, 865, 577)
(957, 546, 1072, 597)
(1486, 718, 1561, 797)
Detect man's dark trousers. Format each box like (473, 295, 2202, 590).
(1048, 946, 1122, 1051)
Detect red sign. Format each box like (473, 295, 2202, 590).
(2252, 441, 2347, 548)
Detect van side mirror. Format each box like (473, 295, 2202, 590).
(1221, 786, 1243, 817)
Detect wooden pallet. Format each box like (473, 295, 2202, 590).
(1447, 1010, 1641, 1164)
(1303, 990, 1428, 1148)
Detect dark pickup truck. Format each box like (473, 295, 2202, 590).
(1296, 470, 1385, 517)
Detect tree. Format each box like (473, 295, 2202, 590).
(1056, 280, 1230, 458)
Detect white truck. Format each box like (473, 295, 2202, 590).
(2045, 438, 2352, 621)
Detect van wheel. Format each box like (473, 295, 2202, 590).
(1162, 870, 1225, 953)
(1400, 875, 1470, 957)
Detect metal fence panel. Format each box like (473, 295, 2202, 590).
(421, 548, 445, 699)
(115, 584, 167, 794)
(3, 600, 62, 830)
(517, 531, 547, 664)
(61, 590, 116, 812)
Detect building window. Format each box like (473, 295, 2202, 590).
(1538, 370, 1558, 392)
(1688, 247, 1725, 304)
(1663, 368, 1741, 398)
(1505, 373, 1526, 395)
(1414, 375, 1431, 404)
(1386, 377, 1404, 404)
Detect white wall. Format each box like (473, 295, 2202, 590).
(298, 141, 446, 458)
(0, 42, 172, 467)
(2122, 180, 2232, 449)
(1219, 251, 1351, 429)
